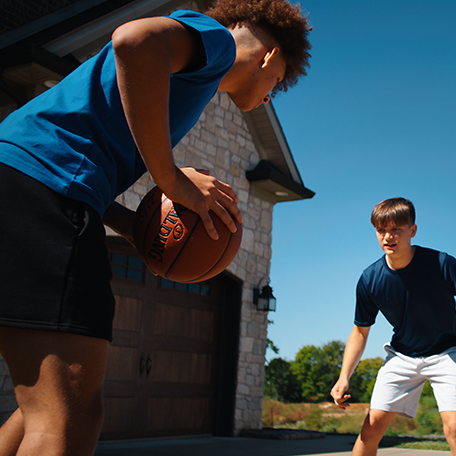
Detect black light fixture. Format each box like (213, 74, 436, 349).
(245, 160, 315, 203)
(253, 281, 277, 312)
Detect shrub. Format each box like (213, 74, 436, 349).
(262, 394, 444, 438)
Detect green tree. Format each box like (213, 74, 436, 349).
(264, 358, 301, 402)
(266, 319, 279, 355)
(415, 381, 442, 435)
(350, 357, 383, 402)
(266, 338, 279, 355)
(291, 341, 345, 402)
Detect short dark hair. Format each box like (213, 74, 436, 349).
(206, 0, 312, 95)
(371, 197, 416, 229)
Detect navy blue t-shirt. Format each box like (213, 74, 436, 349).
(355, 246, 456, 357)
(0, 11, 235, 217)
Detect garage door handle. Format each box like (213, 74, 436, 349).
(139, 354, 146, 376)
(146, 354, 152, 377)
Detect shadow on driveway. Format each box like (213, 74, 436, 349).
(95, 434, 357, 456)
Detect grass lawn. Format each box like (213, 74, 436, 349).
(263, 399, 450, 451)
(380, 436, 449, 451)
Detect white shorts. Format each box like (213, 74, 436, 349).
(370, 344, 456, 418)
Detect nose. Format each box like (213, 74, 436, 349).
(385, 231, 394, 240)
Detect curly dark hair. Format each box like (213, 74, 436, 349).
(205, 0, 312, 95)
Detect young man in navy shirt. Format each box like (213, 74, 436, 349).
(331, 197, 456, 456)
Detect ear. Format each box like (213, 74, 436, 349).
(410, 224, 417, 238)
(261, 46, 280, 68)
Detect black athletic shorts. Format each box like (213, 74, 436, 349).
(0, 163, 115, 341)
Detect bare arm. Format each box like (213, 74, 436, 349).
(330, 325, 370, 409)
(112, 17, 242, 240)
(102, 202, 136, 247)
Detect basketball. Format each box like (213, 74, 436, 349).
(133, 186, 243, 283)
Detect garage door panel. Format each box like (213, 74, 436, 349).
(105, 346, 138, 382)
(112, 295, 143, 332)
(153, 302, 216, 341)
(101, 396, 136, 434)
(146, 397, 212, 433)
(101, 238, 240, 440)
(148, 350, 213, 384)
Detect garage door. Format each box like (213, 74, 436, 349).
(100, 237, 241, 440)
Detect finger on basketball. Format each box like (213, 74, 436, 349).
(211, 189, 242, 225)
(211, 202, 238, 234)
(198, 210, 219, 240)
(214, 179, 239, 205)
(225, 200, 243, 225)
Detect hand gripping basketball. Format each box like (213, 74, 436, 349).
(133, 186, 243, 283)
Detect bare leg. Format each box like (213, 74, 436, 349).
(441, 412, 456, 456)
(0, 327, 109, 456)
(352, 409, 397, 456)
(0, 408, 24, 456)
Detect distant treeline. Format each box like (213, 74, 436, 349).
(264, 340, 383, 403)
(265, 340, 442, 436)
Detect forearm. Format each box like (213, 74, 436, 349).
(102, 202, 136, 247)
(331, 325, 370, 407)
(339, 325, 370, 381)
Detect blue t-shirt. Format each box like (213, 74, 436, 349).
(355, 246, 456, 357)
(0, 11, 235, 216)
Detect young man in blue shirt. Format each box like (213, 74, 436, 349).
(331, 197, 456, 456)
(0, 0, 312, 454)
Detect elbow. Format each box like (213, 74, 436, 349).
(112, 23, 135, 56)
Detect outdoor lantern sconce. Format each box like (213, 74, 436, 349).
(253, 283, 277, 312)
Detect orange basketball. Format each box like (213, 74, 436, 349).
(133, 186, 243, 283)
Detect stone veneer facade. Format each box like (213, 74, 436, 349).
(0, 91, 273, 433)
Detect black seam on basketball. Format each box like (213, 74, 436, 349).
(188, 231, 233, 283)
(164, 213, 202, 280)
(141, 192, 169, 261)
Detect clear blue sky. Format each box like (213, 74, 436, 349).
(267, 0, 456, 362)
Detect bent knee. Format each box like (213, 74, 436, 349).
(20, 400, 105, 455)
(359, 423, 383, 442)
(359, 411, 395, 442)
(69, 388, 105, 429)
(86, 392, 104, 426)
(443, 419, 456, 440)
(21, 388, 104, 433)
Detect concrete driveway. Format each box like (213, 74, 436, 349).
(95, 434, 449, 456)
